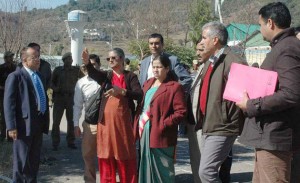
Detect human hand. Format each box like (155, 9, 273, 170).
(236, 91, 249, 112)
(82, 48, 89, 65)
(74, 126, 81, 137)
(8, 129, 18, 140)
(74, 126, 82, 137)
(104, 86, 124, 98)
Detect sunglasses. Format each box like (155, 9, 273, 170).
(106, 56, 117, 61)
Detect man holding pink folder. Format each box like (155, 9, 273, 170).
(236, 2, 300, 183)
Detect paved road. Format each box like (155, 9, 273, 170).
(34, 109, 255, 183)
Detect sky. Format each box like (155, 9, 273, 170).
(0, 0, 69, 12)
(27, 0, 69, 9)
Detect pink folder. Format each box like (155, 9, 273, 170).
(223, 63, 278, 102)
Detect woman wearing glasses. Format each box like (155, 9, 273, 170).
(133, 55, 187, 183)
(82, 48, 142, 183)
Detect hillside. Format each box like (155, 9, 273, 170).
(0, 0, 299, 61)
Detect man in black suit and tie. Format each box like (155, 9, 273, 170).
(4, 47, 49, 183)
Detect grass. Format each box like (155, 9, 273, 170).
(0, 141, 13, 181)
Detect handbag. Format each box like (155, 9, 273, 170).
(84, 71, 113, 124)
(84, 86, 103, 124)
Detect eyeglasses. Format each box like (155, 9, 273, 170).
(106, 56, 116, 61)
(29, 56, 40, 61)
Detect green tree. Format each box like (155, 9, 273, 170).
(164, 39, 195, 67)
(69, 0, 77, 6)
(128, 40, 150, 60)
(188, 0, 213, 47)
(128, 39, 195, 67)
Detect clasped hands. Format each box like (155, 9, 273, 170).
(105, 86, 124, 98)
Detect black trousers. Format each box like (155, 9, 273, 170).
(13, 126, 43, 183)
(219, 149, 233, 183)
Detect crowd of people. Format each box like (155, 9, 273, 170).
(1, 2, 300, 183)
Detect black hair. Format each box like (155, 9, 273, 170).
(148, 33, 164, 44)
(251, 62, 259, 68)
(152, 55, 178, 81)
(89, 54, 100, 64)
(125, 58, 130, 65)
(27, 42, 41, 49)
(295, 27, 300, 35)
(111, 47, 125, 59)
(258, 2, 291, 29)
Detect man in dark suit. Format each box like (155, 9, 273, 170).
(139, 33, 192, 91)
(4, 47, 49, 183)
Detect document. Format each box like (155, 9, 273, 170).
(223, 63, 278, 102)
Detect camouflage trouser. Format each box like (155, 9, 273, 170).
(51, 94, 75, 147)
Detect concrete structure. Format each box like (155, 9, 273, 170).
(65, 10, 88, 66)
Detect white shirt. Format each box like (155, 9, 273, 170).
(147, 55, 155, 80)
(73, 75, 100, 126)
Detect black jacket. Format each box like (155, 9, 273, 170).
(239, 28, 300, 151)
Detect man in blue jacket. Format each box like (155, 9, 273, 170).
(139, 33, 192, 91)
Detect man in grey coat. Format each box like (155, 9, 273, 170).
(187, 40, 207, 183)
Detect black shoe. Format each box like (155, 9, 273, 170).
(52, 146, 58, 151)
(67, 144, 77, 149)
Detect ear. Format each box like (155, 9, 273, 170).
(267, 18, 275, 29)
(166, 66, 170, 72)
(213, 37, 219, 46)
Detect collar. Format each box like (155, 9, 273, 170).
(270, 28, 295, 47)
(151, 52, 164, 60)
(209, 46, 225, 66)
(23, 66, 35, 76)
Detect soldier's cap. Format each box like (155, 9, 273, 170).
(4, 51, 14, 57)
(62, 52, 72, 60)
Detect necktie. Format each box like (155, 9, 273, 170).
(32, 72, 46, 113)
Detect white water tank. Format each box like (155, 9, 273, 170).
(65, 10, 88, 66)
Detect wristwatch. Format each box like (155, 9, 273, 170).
(121, 89, 126, 96)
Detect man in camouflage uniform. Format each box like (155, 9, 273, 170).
(51, 52, 80, 150)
